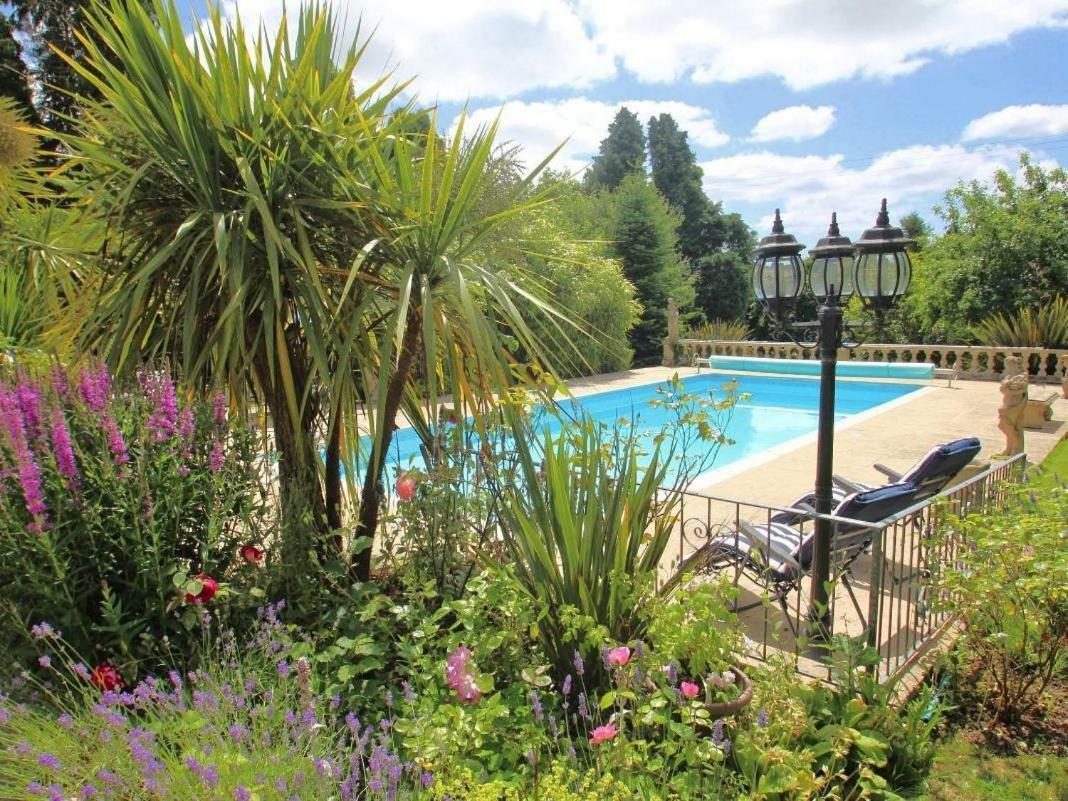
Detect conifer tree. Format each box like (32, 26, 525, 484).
(610, 174, 693, 364)
(585, 106, 646, 191)
(0, 13, 36, 122)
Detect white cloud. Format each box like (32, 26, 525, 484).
(218, 0, 614, 102)
(462, 98, 728, 174)
(700, 143, 1039, 244)
(216, 0, 1068, 101)
(578, 0, 1068, 90)
(961, 104, 1068, 141)
(751, 106, 836, 142)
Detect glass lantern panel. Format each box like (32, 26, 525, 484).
(775, 255, 801, 298)
(855, 252, 881, 298)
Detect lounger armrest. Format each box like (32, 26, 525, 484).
(872, 463, 902, 481)
(738, 520, 803, 574)
(832, 475, 866, 495)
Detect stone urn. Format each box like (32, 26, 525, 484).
(703, 665, 754, 717)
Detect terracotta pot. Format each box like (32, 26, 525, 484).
(703, 665, 754, 717)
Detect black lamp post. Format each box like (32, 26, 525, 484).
(751, 202, 912, 643)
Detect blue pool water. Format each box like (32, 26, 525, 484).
(371, 373, 922, 481)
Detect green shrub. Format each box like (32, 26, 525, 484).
(492, 376, 739, 683)
(930, 483, 1068, 722)
(970, 295, 1068, 348)
(0, 363, 272, 678)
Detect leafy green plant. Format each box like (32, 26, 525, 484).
(0, 363, 271, 677)
(970, 294, 1068, 348)
(930, 483, 1068, 722)
(646, 578, 740, 676)
(492, 376, 738, 681)
(686, 318, 752, 342)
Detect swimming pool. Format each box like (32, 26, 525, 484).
(374, 373, 924, 482)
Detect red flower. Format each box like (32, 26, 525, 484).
(90, 664, 124, 692)
(395, 473, 418, 502)
(184, 573, 218, 604)
(239, 545, 263, 565)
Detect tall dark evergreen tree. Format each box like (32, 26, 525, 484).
(647, 113, 756, 323)
(10, 0, 109, 135)
(585, 106, 646, 191)
(0, 13, 37, 121)
(610, 174, 692, 365)
(647, 113, 711, 263)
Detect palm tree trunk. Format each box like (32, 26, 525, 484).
(351, 307, 422, 581)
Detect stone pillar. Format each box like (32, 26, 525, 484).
(1060, 353, 1068, 398)
(662, 297, 679, 367)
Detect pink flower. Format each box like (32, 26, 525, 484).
(101, 416, 129, 466)
(239, 545, 263, 565)
(445, 646, 482, 705)
(680, 681, 700, 700)
(143, 372, 178, 442)
(78, 364, 111, 414)
(607, 646, 631, 667)
(184, 574, 218, 604)
(395, 473, 418, 502)
(0, 388, 49, 532)
(177, 408, 195, 443)
(50, 409, 78, 485)
(208, 440, 225, 472)
(589, 723, 618, 745)
(212, 392, 227, 426)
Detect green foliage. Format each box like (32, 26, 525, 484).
(648, 113, 711, 264)
(693, 252, 753, 324)
(53, 0, 570, 587)
(734, 640, 942, 801)
(492, 376, 737, 680)
(585, 107, 646, 191)
(930, 483, 1068, 722)
(903, 155, 1068, 342)
(646, 578, 740, 676)
(686, 318, 751, 342)
(0, 364, 272, 678)
(508, 202, 640, 376)
(970, 294, 1068, 348)
(610, 174, 694, 364)
(898, 211, 932, 250)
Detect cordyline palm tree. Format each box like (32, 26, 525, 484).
(52, 0, 571, 582)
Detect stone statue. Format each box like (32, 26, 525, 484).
(662, 297, 680, 367)
(997, 373, 1029, 456)
(1004, 353, 1026, 380)
(1060, 353, 1068, 399)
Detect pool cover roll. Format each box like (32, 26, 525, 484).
(705, 355, 934, 380)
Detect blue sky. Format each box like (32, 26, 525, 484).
(177, 0, 1068, 244)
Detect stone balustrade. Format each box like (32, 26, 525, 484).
(667, 339, 1068, 385)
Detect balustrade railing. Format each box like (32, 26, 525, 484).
(669, 339, 1068, 384)
(666, 454, 1027, 684)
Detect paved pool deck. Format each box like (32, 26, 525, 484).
(560, 365, 1068, 504)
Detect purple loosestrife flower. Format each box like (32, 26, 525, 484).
(0, 388, 49, 531)
(49, 409, 78, 486)
(212, 392, 227, 426)
(16, 381, 42, 440)
(78, 365, 111, 414)
(208, 440, 225, 472)
(101, 416, 129, 467)
(49, 367, 69, 402)
(144, 374, 178, 442)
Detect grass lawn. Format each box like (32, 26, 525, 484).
(921, 436, 1068, 800)
(1028, 436, 1068, 490)
(922, 737, 1068, 800)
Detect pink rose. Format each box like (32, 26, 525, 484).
(395, 474, 418, 502)
(239, 545, 263, 565)
(680, 680, 700, 699)
(607, 646, 631, 667)
(589, 722, 618, 745)
(90, 664, 124, 692)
